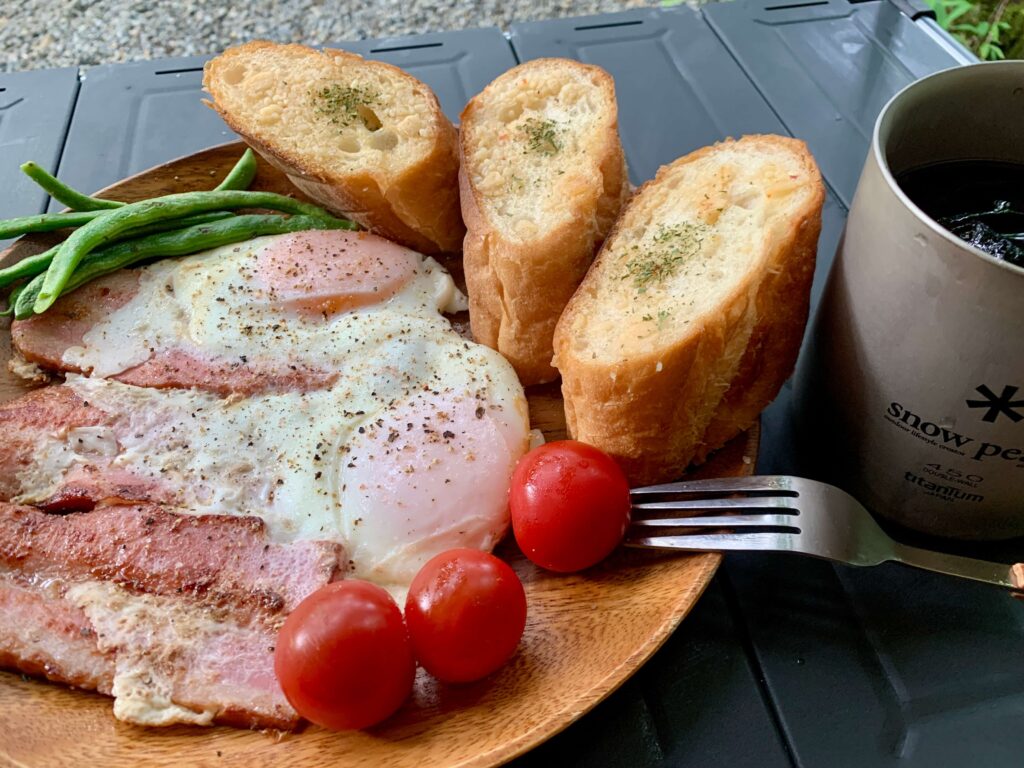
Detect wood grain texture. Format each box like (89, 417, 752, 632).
(0, 142, 759, 768)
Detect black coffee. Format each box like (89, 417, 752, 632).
(895, 159, 1024, 268)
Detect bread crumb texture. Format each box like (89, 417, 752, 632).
(462, 59, 620, 242)
(553, 134, 824, 484)
(206, 43, 436, 177)
(563, 136, 818, 363)
(204, 41, 464, 254)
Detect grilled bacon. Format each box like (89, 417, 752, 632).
(0, 502, 342, 729)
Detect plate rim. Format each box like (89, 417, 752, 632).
(0, 141, 759, 768)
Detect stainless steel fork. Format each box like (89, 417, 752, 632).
(626, 475, 1023, 593)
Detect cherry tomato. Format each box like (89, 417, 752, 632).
(509, 440, 631, 572)
(405, 548, 527, 683)
(274, 580, 415, 730)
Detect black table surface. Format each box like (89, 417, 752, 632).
(2, 2, 1022, 766)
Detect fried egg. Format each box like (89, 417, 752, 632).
(23, 230, 530, 590)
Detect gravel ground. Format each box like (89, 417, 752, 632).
(0, 0, 672, 73)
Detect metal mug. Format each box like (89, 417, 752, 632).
(794, 61, 1024, 540)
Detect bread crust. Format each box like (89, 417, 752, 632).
(459, 59, 629, 385)
(553, 135, 824, 485)
(204, 42, 464, 254)
(694, 154, 823, 463)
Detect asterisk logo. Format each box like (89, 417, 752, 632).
(966, 385, 1024, 424)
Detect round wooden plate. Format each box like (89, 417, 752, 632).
(0, 143, 759, 768)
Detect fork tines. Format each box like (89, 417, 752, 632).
(625, 475, 802, 550)
(628, 475, 799, 496)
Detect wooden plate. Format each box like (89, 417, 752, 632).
(0, 142, 759, 768)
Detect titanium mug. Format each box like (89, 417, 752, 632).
(794, 61, 1024, 540)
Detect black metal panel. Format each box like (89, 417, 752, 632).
(704, 8, 1024, 764)
(508, 1, 849, 468)
(53, 28, 516, 206)
(340, 27, 517, 118)
(512, 7, 1022, 767)
(755, 188, 847, 478)
(509, 7, 789, 185)
(511, 579, 794, 768)
(726, 554, 1024, 767)
(637, 579, 793, 767)
(0, 67, 79, 244)
(50, 56, 231, 209)
(14, 7, 1015, 767)
(704, 0, 971, 207)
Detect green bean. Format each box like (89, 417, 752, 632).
(20, 162, 124, 212)
(0, 211, 235, 289)
(104, 211, 236, 241)
(6, 150, 258, 239)
(214, 149, 258, 191)
(0, 210, 106, 240)
(34, 190, 354, 313)
(17, 149, 255, 216)
(0, 246, 57, 290)
(16, 213, 355, 319)
(1, 284, 25, 317)
(14, 280, 41, 319)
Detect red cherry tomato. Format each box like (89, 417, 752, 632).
(509, 440, 631, 572)
(405, 548, 527, 683)
(274, 580, 415, 730)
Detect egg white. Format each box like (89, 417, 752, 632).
(62, 232, 467, 379)
(28, 232, 529, 590)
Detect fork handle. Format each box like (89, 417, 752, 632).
(890, 542, 1021, 593)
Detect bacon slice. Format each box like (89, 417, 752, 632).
(0, 386, 109, 503)
(10, 229, 422, 396)
(68, 580, 292, 729)
(10, 280, 337, 396)
(0, 502, 342, 729)
(0, 504, 340, 616)
(113, 350, 337, 397)
(11, 271, 140, 374)
(0, 385, 158, 510)
(0, 575, 113, 693)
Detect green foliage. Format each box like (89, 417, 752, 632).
(1004, 3, 1024, 59)
(927, 0, 1024, 60)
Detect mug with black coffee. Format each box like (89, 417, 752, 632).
(796, 61, 1024, 540)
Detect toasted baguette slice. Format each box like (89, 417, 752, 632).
(553, 135, 824, 485)
(204, 41, 463, 254)
(459, 58, 629, 385)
